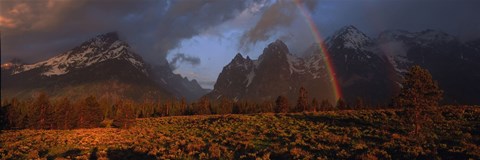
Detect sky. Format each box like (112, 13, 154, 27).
(1, 0, 479, 89)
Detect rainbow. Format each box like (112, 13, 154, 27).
(294, 0, 342, 101)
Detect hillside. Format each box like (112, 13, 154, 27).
(1, 106, 478, 159)
(1, 32, 207, 102)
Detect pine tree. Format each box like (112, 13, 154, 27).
(164, 99, 172, 116)
(336, 98, 346, 110)
(320, 99, 332, 111)
(55, 97, 71, 129)
(180, 97, 187, 115)
(197, 97, 211, 115)
(296, 87, 309, 112)
(31, 92, 52, 129)
(354, 97, 365, 110)
(113, 100, 135, 128)
(275, 96, 289, 113)
(311, 98, 319, 112)
(5, 98, 19, 129)
(218, 97, 233, 114)
(394, 65, 443, 135)
(0, 101, 10, 130)
(232, 103, 240, 114)
(78, 96, 103, 128)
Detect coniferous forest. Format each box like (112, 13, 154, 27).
(1, 66, 479, 159)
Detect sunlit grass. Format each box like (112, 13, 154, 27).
(0, 106, 478, 159)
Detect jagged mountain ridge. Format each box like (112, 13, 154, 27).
(206, 40, 335, 103)
(326, 26, 398, 104)
(150, 65, 209, 102)
(11, 32, 147, 76)
(377, 29, 480, 104)
(208, 25, 480, 105)
(1, 32, 207, 102)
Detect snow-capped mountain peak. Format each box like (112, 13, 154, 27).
(327, 25, 373, 51)
(378, 29, 456, 45)
(12, 32, 147, 76)
(416, 29, 456, 44)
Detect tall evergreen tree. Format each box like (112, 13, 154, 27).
(311, 98, 319, 112)
(180, 97, 187, 115)
(336, 98, 347, 110)
(6, 98, 20, 129)
(296, 87, 309, 112)
(275, 96, 289, 113)
(394, 65, 443, 135)
(55, 97, 71, 129)
(0, 102, 10, 130)
(232, 103, 240, 114)
(31, 92, 53, 129)
(354, 97, 365, 110)
(197, 97, 211, 115)
(78, 96, 103, 128)
(113, 100, 135, 128)
(320, 99, 332, 111)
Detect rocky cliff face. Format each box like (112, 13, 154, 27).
(377, 29, 480, 104)
(208, 25, 480, 105)
(207, 40, 334, 103)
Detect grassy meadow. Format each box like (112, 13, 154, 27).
(1, 106, 479, 159)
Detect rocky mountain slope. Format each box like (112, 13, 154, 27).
(377, 29, 480, 104)
(208, 25, 480, 105)
(1, 32, 207, 101)
(207, 40, 335, 103)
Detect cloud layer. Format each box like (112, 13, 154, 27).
(2, 0, 479, 89)
(1, 0, 255, 64)
(238, 0, 318, 52)
(169, 53, 201, 70)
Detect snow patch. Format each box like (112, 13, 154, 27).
(286, 54, 305, 74)
(12, 39, 147, 76)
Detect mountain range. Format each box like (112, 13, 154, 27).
(1, 32, 208, 102)
(208, 25, 480, 105)
(2, 26, 479, 105)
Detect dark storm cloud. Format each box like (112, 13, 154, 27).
(239, 0, 318, 51)
(311, 0, 480, 41)
(1, 0, 158, 62)
(240, 0, 480, 54)
(0, 0, 254, 64)
(169, 53, 201, 70)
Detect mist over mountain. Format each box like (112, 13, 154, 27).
(1, 32, 207, 102)
(2, 25, 479, 105)
(208, 25, 480, 105)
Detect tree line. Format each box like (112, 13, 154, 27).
(0, 65, 443, 133)
(0, 92, 370, 130)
